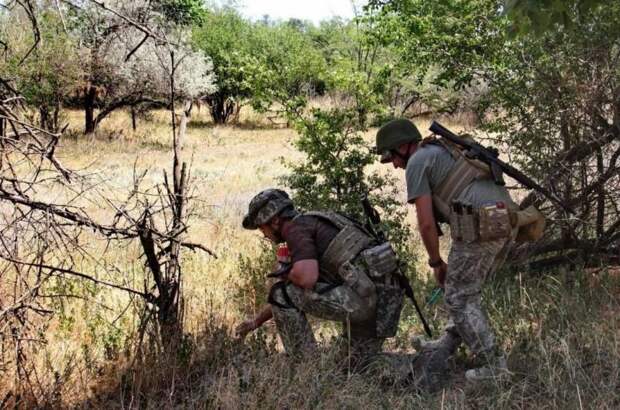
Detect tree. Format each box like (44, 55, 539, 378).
(1, 8, 83, 132)
(67, 0, 215, 133)
(281, 104, 411, 250)
(248, 21, 328, 115)
(192, 8, 255, 123)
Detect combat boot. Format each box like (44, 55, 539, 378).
(465, 355, 511, 382)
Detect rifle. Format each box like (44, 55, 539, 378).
(361, 196, 433, 338)
(429, 121, 572, 214)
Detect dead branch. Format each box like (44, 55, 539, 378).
(1, 256, 151, 299)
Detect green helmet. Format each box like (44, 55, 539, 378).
(375, 119, 422, 163)
(242, 188, 294, 230)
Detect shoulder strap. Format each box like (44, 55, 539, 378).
(431, 138, 492, 220)
(300, 211, 366, 231)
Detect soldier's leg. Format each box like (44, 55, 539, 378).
(286, 281, 374, 323)
(284, 281, 381, 366)
(444, 239, 507, 361)
(343, 319, 384, 369)
(269, 281, 316, 357)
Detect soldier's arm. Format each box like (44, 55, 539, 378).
(288, 259, 319, 289)
(414, 194, 447, 286)
(235, 304, 273, 339)
(414, 195, 441, 261)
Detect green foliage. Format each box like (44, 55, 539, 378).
(153, 0, 207, 26)
(1, 10, 83, 131)
(193, 9, 328, 122)
(367, 0, 508, 89)
(281, 107, 411, 250)
(503, 0, 608, 35)
(248, 23, 328, 112)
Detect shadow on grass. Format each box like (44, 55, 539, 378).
(11, 267, 620, 409)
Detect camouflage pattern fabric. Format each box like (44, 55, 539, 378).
(444, 237, 513, 360)
(270, 281, 382, 365)
(374, 283, 404, 338)
(242, 188, 293, 229)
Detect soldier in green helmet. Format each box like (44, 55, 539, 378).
(235, 188, 406, 368)
(375, 118, 517, 382)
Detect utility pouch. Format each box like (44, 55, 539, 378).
(339, 260, 375, 298)
(449, 202, 479, 243)
(360, 242, 398, 280)
(479, 202, 512, 242)
(375, 283, 404, 338)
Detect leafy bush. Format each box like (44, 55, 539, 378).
(281, 107, 412, 253)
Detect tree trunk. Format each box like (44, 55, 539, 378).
(39, 106, 49, 130)
(207, 93, 237, 124)
(84, 85, 97, 134)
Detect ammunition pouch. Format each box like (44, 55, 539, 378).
(479, 203, 513, 242)
(450, 202, 546, 243)
(449, 202, 480, 243)
(360, 242, 399, 280)
(450, 202, 512, 243)
(360, 242, 403, 338)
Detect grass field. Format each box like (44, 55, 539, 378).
(2, 108, 619, 408)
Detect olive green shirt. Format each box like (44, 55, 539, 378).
(405, 144, 514, 207)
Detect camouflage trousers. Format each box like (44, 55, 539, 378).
(269, 280, 382, 366)
(443, 237, 513, 360)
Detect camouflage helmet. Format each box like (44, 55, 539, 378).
(375, 119, 422, 163)
(242, 188, 294, 230)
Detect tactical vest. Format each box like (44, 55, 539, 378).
(297, 211, 376, 280)
(427, 138, 495, 221)
(427, 138, 545, 242)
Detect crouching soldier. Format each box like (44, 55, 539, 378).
(235, 189, 405, 368)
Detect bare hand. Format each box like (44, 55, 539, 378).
(433, 260, 447, 288)
(235, 319, 256, 339)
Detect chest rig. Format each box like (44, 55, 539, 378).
(298, 211, 376, 281)
(424, 137, 494, 222)
(424, 138, 545, 242)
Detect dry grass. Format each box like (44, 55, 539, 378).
(2, 109, 619, 409)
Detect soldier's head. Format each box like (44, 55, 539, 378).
(375, 118, 422, 169)
(242, 188, 297, 243)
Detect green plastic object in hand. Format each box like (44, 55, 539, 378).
(427, 287, 443, 306)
